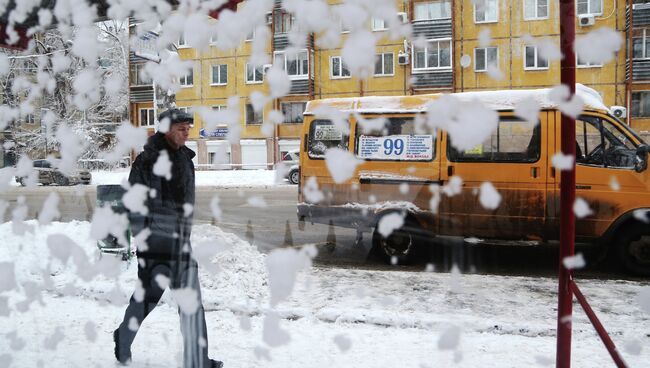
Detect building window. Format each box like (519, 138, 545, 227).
(374, 53, 394, 76)
(475, 47, 498, 72)
(474, 0, 498, 23)
(413, 39, 452, 71)
(246, 104, 262, 125)
(333, 5, 351, 33)
(245, 29, 255, 42)
(24, 114, 35, 125)
(524, 0, 548, 20)
(372, 18, 387, 31)
(274, 11, 294, 34)
(139, 108, 156, 127)
(331, 56, 351, 79)
(212, 105, 226, 111)
(524, 45, 548, 70)
(211, 64, 227, 85)
(414, 0, 452, 21)
(129, 64, 152, 86)
(246, 64, 264, 83)
(577, 0, 602, 15)
(275, 50, 309, 79)
(633, 29, 650, 59)
(281, 102, 307, 124)
(177, 33, 187, 48)
(180, 67, 194, 87)
(632, 91, 650, 118)
(576, 54, 602, 68)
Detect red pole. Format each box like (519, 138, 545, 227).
(569, 281, 628, 368)
(557, 1, 576, 368)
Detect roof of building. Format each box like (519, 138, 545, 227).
(304, 84, 609, 115)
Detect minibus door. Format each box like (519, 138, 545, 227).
(439, 112, 549, 241)
(550, 112, 650, 242)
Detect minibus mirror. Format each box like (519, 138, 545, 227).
(635, 144, 649, 173)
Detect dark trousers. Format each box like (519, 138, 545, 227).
(116, 252, 211, 368)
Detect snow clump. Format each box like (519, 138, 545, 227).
(574, 28, 621, 65)
(325, 148, 362, 184)
(303, 176, 324, 204)
(563, 253, 586, 270)
(265, 245, 316, 306)
(549, 85, 584, 119)
(573, 197, 593, 218)
(552, 153, 574, 171)
(377, 212, 405, 238)
(479, 182, 501, 210)
(426, 94, 499, 152)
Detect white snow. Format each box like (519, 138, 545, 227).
(573, 197, 593, 219)
(552, 153, 575, 171)
(479, 182, 501, 210)
(0, 219, 648, 366)
(90, 169, 286, 188)
(377, 212, 405, 238)
(562, 253, 586, 270)
(325, 148, 362, 184)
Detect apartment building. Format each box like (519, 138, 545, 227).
(128, 0, 650, 170)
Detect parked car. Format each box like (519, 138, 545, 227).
(16, 159, 92, 186)
(282, 150, 300, 185)
(286, 164, 300, 185)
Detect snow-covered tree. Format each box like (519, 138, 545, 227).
(0, 19, 128, 163)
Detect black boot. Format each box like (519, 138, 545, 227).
(113, 329, 132, 365)
(210, 359, 223, 368)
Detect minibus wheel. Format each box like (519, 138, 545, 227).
(618, 225, 650, 276)
(371, 217, 418, 265)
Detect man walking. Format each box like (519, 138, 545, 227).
(114, 108, 222, 368)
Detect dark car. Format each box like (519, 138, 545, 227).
(16, 159, 92, 186)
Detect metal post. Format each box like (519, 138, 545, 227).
(557, 1, 577, 367)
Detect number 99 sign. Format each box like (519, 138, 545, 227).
(383, 138, 405, 156)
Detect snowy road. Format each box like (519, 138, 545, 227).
(1, 221, 649, 368)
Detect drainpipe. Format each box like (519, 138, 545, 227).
(626, 0, 634, 127)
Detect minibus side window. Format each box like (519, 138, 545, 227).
(448, 118, 540, 163)
(576, 116, 638, 168)
(308, 119, 349, 159)
(355, 117, 435, 161)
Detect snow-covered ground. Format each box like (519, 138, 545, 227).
(89, 169, 287, 187)
(1, 220, 649, 368)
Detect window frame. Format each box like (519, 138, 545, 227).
(576, 0, 603, 15)
(576, 54, 602, 68)
(374, 52, 395, 76)
(308, 119, 350, 160)
(210, 64, 228, 86)
(412, 38, 453, 72)
(447, 117, 542, 163)
(631, 91, 650, 118)
(474, 46, 499, 72)
(474, 0, 499, 23)
(633, 28, 650, 60)
(130, 64, 152, 86)
(281, 102, 307, 124)
(139, 107, 156, 127)
(179, 67, 194, 87)
(245, 63, 264, 84)
(371, 17, 388, 31)
(523, 0, 549, 20)
(245, 103, 263, 125)
(274, 50, 309, 80)
(330, 56, 351, 79)
(274, 11, 295, 34)
(177, 33, 188, 48)
(523, 45, 549, 70)
(414, 0, 452, 21)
